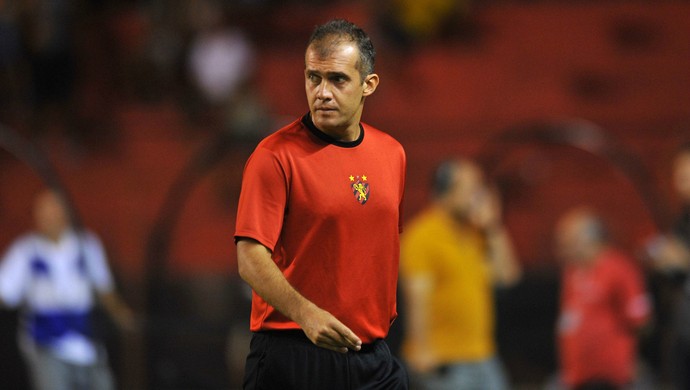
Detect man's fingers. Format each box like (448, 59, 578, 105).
(314, 339, 349, 354)
(314, 325, 361, 352)
(314, 330, 350, 353)
(332, 323, 362, 351)
(301, 308, 362, 352)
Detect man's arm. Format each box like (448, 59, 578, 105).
(97, 291, 137, 332)
(81, 232, 138, 332)
(0, 242, 29, 310)
(470, 187, 522, 287)
(402, 274, 438, 373)
(486, 226, 522, 287)
(237, 238, 361, 353)
(648, 235, 690, 273)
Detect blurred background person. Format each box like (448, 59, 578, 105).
(186, 0, 252, 114)
(376, 0, 473, 50)
(0, 189, 135, 390)
(400, 158, 522, 390)
(0, 1, 23, 121)
(20, 0, 83, 148)
(185, 0, 271, 145)
(554, 207, 652, 390)
(646, 141, 690, 390)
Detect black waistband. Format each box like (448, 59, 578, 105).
(256, 329, 380, 353)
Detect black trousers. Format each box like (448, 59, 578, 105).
(243, 330, 408, 390)
(672, 337, 690, 390)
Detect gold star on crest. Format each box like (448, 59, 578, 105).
(349, 175, 355, 181)
(362, 175, 367, 181)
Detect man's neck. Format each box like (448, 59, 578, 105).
(303, 114, 363, 146)
(324, 126, 360, 142)
(40, 229, 68, 244)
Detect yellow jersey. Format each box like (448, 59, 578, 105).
(401, 206, 495, 363)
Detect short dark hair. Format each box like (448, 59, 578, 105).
(582, 214, 609, 244)
(307, 19, 375, 80)
(676, 140, 690, 157)
(432, 160, 462, 198)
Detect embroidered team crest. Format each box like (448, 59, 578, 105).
(349, 175, 370, 205)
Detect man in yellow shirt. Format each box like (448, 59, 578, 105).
(401, 159, 521, 389)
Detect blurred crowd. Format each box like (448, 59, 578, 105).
(0, 0, 479, 146)
(0, 0, 474, 151)
(0, 0, 281, 153)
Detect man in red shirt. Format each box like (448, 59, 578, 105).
(555, 207, 651, 389)
(234, 19, 407, 389)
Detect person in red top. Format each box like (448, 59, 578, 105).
(234, 19, 407, 389)
(555, 207, 651, 389)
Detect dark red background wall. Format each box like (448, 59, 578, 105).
(3, 1, 688, 281)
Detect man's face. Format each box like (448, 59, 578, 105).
(555, 211, 596, 266)
(673, 152, 690, 203)
(445, 164, 484, 219)
(555, 218, 582, 265)
(33, 191, 69, 239)
(305, 40, 376, 139)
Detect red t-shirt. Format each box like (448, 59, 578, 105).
(558, 249, 651, 387)
(234, 114, 406, 343)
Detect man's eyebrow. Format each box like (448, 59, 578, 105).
(327, 71, 350, 79)
(306, 69, 350, 79)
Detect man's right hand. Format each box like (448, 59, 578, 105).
(647, 235, 690, 272)
(297, 304, 362, 353)
(237, 239, 362, 354)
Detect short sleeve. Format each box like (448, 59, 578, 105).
(400, 225, 434, 277)
(0, 239, 30, 307)
(80, 232, 114, 293)
(615, 260, 651, 328)
(398, 148, 407, 234)
(234, 146, 289, 251)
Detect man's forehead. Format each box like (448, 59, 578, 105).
(306, 57, 358, 81)
(677, 152, 690, 164)
(306, 40, 358, 63)
(309, 34, 356, 54)
(36, 190, 62, 205)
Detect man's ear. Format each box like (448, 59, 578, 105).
(362, 73, 379, 96)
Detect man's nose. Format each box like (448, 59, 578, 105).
(316, 81, 333, 100)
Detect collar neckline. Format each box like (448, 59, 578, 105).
(302, 113, 364, 148)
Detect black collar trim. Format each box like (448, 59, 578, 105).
(302, 113, 364, 148)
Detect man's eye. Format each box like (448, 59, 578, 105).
(308, 74, 320, 83)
